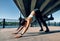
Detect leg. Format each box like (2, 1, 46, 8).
(35, 17, 43, 31)
(36, 14, 49, 32)
(41, 19, 49, 32)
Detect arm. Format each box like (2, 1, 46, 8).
(16, 26, 24, 33)
(21, 11, 35, 35)
(13, 20, 30, 38)
(21, 20, 30, 35)
(13, 26, 24, 34)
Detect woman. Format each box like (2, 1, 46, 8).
(13, 9, 49, 38)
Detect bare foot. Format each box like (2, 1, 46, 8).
(14, 34, 22, 38)
(39, 29, 43, 31)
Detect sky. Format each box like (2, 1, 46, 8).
(0, 0, 20, 19)
(0, 0, 60, 22)
(52, 10, 60, 22)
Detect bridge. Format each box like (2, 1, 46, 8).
(13, 0, 60, 26)
(13, 0, 60, 17)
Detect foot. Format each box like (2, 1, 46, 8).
(14, 34, 22, 38)
(39, 29, 43, 31)
(45, 30, 49, 32)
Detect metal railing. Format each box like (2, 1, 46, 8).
(0, 19, 19, 28)
(0, 19, 60, 28)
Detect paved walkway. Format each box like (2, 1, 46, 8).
(0, 26, 60, 41)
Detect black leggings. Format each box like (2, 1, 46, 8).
(34, 9, 49, 31)
(35, 12, 49, 30)
(36, 16, 47, 27)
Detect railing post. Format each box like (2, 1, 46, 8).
(3, 19, 5, 28)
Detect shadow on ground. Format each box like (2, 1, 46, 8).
(22, 30, 60, 37)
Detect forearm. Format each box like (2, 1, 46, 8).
(17, 26, 20, 30)
(21, 26, 29, 35)
(17, 26, 24, 33)
(21, 21, 30, 35)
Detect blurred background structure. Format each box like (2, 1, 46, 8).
(0, 0, 60, 28)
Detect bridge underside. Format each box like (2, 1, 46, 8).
(13, 0, 60, 17)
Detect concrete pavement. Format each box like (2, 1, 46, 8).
(0, 26, 60, 41)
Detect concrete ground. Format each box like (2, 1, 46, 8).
(0, 26, 60, 41)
